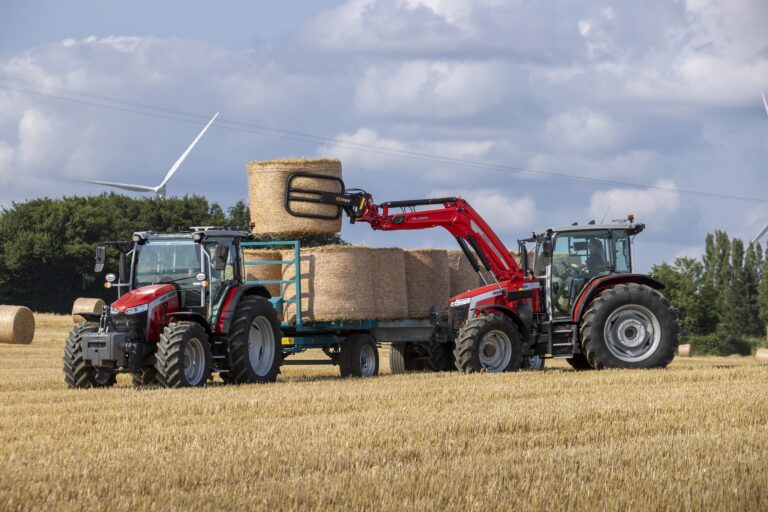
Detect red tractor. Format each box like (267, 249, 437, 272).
(295, 182, 678, 371)
(63, 228, 283, 388)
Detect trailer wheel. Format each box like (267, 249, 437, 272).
(581, 283, 678, 369)
(156, 321, 212, 388)
(226, 296, 282, 384)
(63, 322, 116, 389)
(340, 333, 379, 377)
(522, 355, 545, 370)
(454, 313, 522, 373)
(566, 353, 592, 370)
(389, 343, 426, 374)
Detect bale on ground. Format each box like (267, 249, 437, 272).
(756, 348, 768, 364)
(247, 158, 343, 237)
(71, 298, 105, 324)
(678, 344, 692, 357)
(281, 246, 375, 322)
(372, 248, 408, 320)
(243, 250, 283, 297)
(404, 250, 450, 319)
(448, 250, 482, 297)
(0, 305, 35, 345)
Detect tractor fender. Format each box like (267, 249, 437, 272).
(474, 302, 532, 343)
(216, 284, 272, 334)
(572, 274, 665, 323)
(166, 311, 213, 338)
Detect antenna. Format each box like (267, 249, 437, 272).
(73, 112, 219, 198)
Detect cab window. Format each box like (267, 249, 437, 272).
(613, 230, 632, 273)
(550, 231, 611, 316)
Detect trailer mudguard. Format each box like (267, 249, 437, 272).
(216, 284, 272, 334)
(571, 273, 665, 323)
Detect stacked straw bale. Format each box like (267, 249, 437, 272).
(678, 344, 692, 357)
(247, 158, 343, 237)
(447, 250, 482, 297)
(404, 250, 450, 318)
(243, 250, 283, 297)
(71, 298, 105, 324)
(0, 305, 35, 345)
(372, 248, 408, 320)
(281, 246, 375, 322)
(756, 348, 768, 364)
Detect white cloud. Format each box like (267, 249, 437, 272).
(588, 180, 680, 227)
(544, 108, 620, 152)
(354, 60, 506, 118)
(431, 188, 538, 233)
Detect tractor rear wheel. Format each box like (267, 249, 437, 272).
(580, 283, 678, 369)
(156, 321, 212, 387)
(64, 322, 116, 389)
(340, 333, 379, 377)
(226, 296, 282, 384)
(566, 353, 592, 370)
(389, 343, 425, 374)
(454, 313, 522, 373)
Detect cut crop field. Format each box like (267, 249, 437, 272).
(1, 314, 767, 511)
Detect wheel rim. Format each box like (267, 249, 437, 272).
(93, 370, 112, 385)
(526, 355, 545, 370)
(248, 316, 276, 376)
(183, 337, 206, 385)
(359, 343, 376, 377)
(603, 304, 661, 363)
(479, 329, 512, 372)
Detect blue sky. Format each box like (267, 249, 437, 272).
(0, 0, 766, 270)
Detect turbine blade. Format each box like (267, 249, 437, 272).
(157, 112, 219, 190)
(763, 92, 768, 117)
(752, 220, 768, 244)
(71, 178, 157, 193)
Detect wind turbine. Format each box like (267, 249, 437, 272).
(74, 112, 219, 198)
(751, 93, 768, 243)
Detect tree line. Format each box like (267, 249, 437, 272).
(650, 231, 767, 355)
(0, 194, 342, 313)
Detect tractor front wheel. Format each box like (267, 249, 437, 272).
(64, 322, 116, 389)
(340, 334, 379, 377)
(226, 296, 282, 384)
(156, 321, 212, 387)
(580, 283, 678, 369)
(454, 313, 522, 373)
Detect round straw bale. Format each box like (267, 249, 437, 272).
(756, 348, 768, 364)
(0, 305, 35, 345)
(372, 248, 408, 320)
(281, 246, 375, 322)
(71, 298, 105, 324)
(243, 249, 283, 297)
(248, 158, 343, 237)
(448, 250, 482, 298)
(404, 249, 450, 319)
(678, 343, 692, 357)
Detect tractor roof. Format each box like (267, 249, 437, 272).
(531, 221, 644, 239)
(134, 227, 248, 241)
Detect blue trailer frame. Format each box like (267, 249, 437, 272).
(241, 241, 436, 366)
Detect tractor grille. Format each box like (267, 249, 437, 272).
(451, 304, 470, 330)
(111, 312, 147, 341)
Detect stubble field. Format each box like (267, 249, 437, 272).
(0, 314, 766, 511)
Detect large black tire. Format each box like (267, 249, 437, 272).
(340, 333, 379, 377)
(389, 343, 424, 374)
(132, 367, 158, 387)
(454, 313, 522, 373)
(156, 322, 212, 387)
(226, 296, 282, 384)
(428, 342, 456, 372)
(581, 283, 679, 369)
(565, 353, 592, 370)
(63, 322, 117, 389)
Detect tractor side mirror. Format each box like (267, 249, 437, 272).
(212, 244, 229, 271)
(541, 238, 553, 264)
(94, 246, 106, 273)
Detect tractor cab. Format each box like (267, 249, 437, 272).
(523, 216, 644, 318)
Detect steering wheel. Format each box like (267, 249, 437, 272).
(558, 260, 582, 277)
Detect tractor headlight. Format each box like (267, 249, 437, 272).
(124, 304, 149, 315)
(110, 307, 119, 315)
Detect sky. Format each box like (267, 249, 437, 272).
(0, 0, 766, 271)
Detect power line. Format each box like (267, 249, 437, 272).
(1, 74, 766, 204)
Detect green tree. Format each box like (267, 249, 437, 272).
(743, 242, 762, 337)
(651, 257, 709, 335)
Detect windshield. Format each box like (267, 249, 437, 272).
(134, 240, 205, 287)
